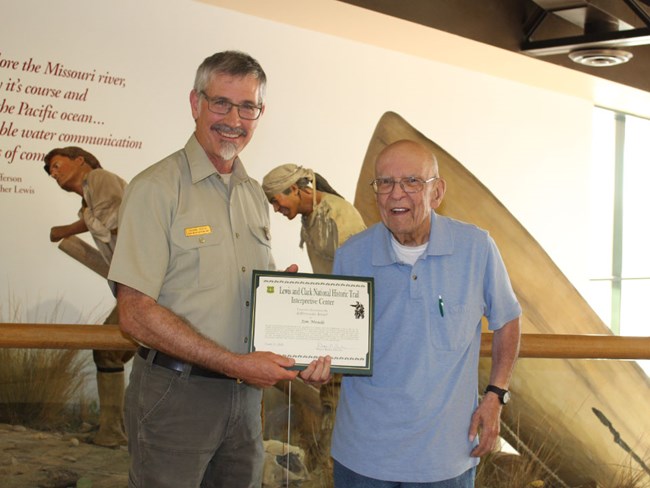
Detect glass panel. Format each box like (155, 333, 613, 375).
(588, 108, 615, 281)
(587, 107, 616, 332)
(622, 115, 650, 278)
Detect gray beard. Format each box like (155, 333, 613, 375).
(219, 141, 238, 162)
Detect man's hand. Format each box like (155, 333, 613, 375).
(299, 356, 332, 385)
(468, 393, 502, 457)
(50, 219, 88, 242)
(50, 226, 67, 242)
(468, 317, 520, 457)
(232, 351, 299, 388)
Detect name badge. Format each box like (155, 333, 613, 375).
(185, 225, 212, 237)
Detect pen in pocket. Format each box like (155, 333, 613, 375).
(438, 295, 445, 317)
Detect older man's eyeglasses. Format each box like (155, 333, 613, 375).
(370, 176, 438, 194)
(200, 91, 262, 120)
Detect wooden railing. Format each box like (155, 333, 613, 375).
(14, 240, 646, 360)
(1, 323, 649, 359)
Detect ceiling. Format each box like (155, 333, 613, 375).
(337, 0, 650, 94)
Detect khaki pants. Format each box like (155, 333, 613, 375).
(125, 352, 264, 488)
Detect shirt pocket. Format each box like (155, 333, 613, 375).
(429, 301, 482, 351)
(169, 224, 225, 289)
(247, 223, 272, 247)
(246, 223, 273, 267)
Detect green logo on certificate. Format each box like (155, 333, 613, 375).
(266, 286, 275, 294)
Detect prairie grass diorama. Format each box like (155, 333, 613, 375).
(1, 300, 647, 487)
(0, 299, 95, 430)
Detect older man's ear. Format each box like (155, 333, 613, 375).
(431, 177, 447, 209)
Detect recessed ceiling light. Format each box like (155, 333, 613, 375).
(568, 48, 633, 67)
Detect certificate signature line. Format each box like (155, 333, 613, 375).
(289, 354, 365, 362)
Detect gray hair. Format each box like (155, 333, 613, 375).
(193, 50, 267, 103)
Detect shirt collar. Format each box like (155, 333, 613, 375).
(372, 212, 454, 266)
(424, 212, 454, 256)
(184, 134, 250, 186)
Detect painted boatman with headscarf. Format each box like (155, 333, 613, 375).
(262, 164, 366, 274)
(262, 163, 366, 474)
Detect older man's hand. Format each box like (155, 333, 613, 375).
(299, 356, 332, 385)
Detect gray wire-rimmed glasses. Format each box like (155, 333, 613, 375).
(370, 176, 438, 194)
(200, 91, 262, 120)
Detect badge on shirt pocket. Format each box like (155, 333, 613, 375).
(184, 225, 212, 238)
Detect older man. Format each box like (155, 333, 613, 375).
(331, 139, 521, 487)
(108, 51, 330, 488)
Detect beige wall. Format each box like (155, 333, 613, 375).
(1, 0, 646, 323)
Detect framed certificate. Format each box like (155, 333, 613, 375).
(250, 270, 374, 375)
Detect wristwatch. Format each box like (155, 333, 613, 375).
(484, 384, 510, 405)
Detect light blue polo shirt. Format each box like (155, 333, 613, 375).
(331, 212, 521, 482)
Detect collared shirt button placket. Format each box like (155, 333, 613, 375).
(409, 263, 424, 300)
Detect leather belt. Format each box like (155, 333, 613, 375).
(138, 347, 232, 380)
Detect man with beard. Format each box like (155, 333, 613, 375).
(108, 51, 331, 488)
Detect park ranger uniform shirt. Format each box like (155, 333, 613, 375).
(108, 134, 275, 353)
